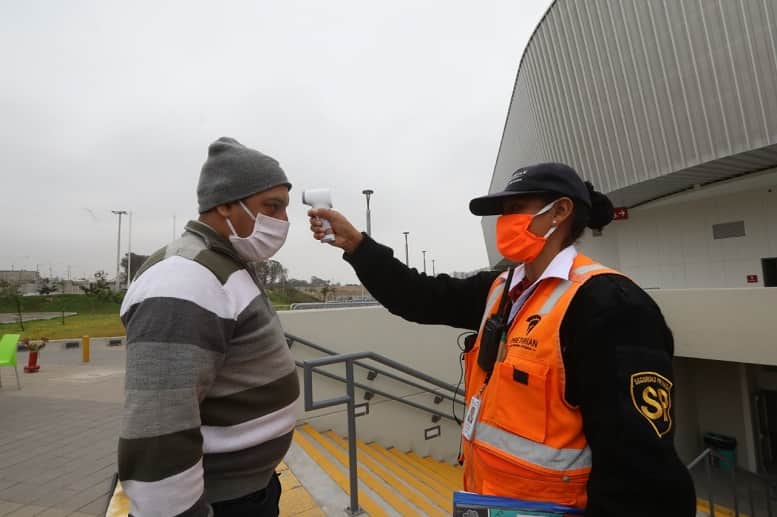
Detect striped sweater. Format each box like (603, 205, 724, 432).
(118, 220, 299, 517)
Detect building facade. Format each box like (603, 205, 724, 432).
(483, 0, 777, 475)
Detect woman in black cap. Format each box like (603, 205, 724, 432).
(308, 162, 695, 517)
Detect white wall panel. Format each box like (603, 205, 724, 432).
(582, 178, 777, 288)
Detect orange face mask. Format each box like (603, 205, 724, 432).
(496, 201, 556, 263)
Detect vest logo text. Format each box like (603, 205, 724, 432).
(509, 336, 538, 351)
(630, 371, 673, 438)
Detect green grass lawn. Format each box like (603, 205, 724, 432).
(0, 288, 318, 340)
(0, 313, 124, 340)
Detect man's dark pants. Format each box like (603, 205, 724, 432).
(211, 472, 282, 517)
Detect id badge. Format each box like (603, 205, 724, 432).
(461, 396, 481, 441)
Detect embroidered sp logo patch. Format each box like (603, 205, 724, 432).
(630, 371, 673, 438)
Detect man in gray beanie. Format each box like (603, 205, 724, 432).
(117, 137, 299, 517)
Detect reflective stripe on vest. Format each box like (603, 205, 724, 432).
(480, 272, 508, 329)
(476, 422, 593, 471)
(536, 263, 608, 315)
(538, 280, 572, 315)
(572, 263, 608, 276)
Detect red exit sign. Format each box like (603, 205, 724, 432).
(747, 275, 759, 283)
(613, 207, 629, 220)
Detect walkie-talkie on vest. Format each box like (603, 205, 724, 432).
(477, 267, 514, 374)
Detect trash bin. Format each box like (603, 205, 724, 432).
(703, 432, 737, 471)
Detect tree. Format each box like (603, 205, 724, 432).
(286, 278, 309, 287)
(317, 278, 338, 302)
(121, 253, 150, 283)
(255, 260, 288, 287)
(0, 280, 24, 331)
(80, 270, 113, 299)
(37, 278, 57, 295)
(255, 261, 270, 286)
(267, 260, 287, 286)
(310, 276, 328, 287)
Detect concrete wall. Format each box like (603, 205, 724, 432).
(280, 306, 470, 461)
(580, 169, 777, 289)
(280, 306, 469, 385)
(672, 357, 702, 465)
(674, 358, 759, 471)
(649, 287, 777, 365)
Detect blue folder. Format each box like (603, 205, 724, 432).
(453, 491, 584, 516)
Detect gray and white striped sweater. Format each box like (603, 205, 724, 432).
(118, 220, 299, 517)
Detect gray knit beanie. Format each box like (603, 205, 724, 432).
(197, 137, 291, 213)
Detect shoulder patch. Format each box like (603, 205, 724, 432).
(630, 371, 673, 438)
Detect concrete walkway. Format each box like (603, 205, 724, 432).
(0, 340, 327, 516)
(0, 340, 124, 516)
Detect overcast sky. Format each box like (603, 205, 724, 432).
(1, 0, 550, 284)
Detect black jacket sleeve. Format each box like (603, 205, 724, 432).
(344, 234, 500, 331)
(561, 275, 696, 517)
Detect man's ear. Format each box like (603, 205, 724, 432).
(215, 203, 233, 218)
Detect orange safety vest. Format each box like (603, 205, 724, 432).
(461, 253, 620, 510)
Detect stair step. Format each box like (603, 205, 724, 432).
(360, 440, 454, 513)
(696, 498, 752, 517)
(293, 427, 389, 517)
(366, 442, 454, 496)
(406, 450, 462, 486)
(299, 424, 422, 516)
(380, 448, 458, 493)
(324, 430, 449, 516)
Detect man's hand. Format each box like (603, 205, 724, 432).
(308, 208, 364, 254)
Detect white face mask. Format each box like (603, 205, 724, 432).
(225, 201, 289, 262)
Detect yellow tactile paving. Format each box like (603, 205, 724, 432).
(104, 463, 324, 517)
(280, 465, 321, 516)
(293, 508, 327, 517)
(105, 482, 130, 517)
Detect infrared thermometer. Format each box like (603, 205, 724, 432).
(302, 188, 336, 243)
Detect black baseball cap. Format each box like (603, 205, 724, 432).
(469, 162, 592, 216)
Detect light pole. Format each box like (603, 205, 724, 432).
(127, 211, 133, 285)
(432, 259, 436, 276)
(402, 231, 410, 267)
(362, 189, 374, 236)
(112, 210, 127, 291)
(422, 250, 427, 274)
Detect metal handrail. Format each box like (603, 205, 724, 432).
(687, 448, 776, 517)
(301, 350, 463, 516)
(297, 362, 459, 422)
(287, 333, 464, 401)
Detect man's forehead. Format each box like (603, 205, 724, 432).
(249, 186, 289, 203)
